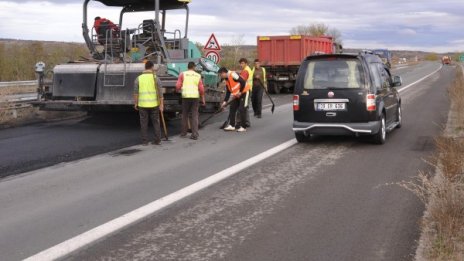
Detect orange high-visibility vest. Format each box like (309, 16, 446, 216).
(226, 72, 250, 96)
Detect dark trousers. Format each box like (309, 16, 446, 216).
(181, 98, 200, 138)
(139, 107, 161, 143)
(237, 92, 251, 128)
(252, 85, 264, 116)
(229, 95, 247, 129)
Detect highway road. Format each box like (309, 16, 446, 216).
(0, 62, 455, 260)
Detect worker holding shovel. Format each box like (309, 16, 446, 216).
(133, 61, 164, 145)
(251, 59, 267, 118)
(218, 67, 250, 132)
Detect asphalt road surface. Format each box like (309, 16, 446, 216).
(0, 62, 454, 260)
(0, 94, 289, 178)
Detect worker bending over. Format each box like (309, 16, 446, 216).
(133, 61, 164, 145)
(176, 62, 206, 140)
(218, 67, 251, 132)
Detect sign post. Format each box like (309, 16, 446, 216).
(204, 33, 222, 64)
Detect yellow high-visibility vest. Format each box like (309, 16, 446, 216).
(251, 67, 267, 86)
(181, 71, 201, 98)
(244, 66, 253, 90)
(138, 73, 159, 108)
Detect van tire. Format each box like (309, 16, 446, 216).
(295, 132, 308, 143)
(396, 106, 402, 129)
(372, 114, 386, 145)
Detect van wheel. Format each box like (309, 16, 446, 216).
(295, 132, 308, 143)
(373, 114, 386, 145)
(396, 106, 402, 129)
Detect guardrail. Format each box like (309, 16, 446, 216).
(0, 80, 37, 88)
(0, 81, 38, 103)
(1, 94, 37, 103)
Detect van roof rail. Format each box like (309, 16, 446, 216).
(360, 50, 374, 55)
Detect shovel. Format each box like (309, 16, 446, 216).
(263, 85, 275, 114)
(160, 110, 173, 142)
(199, 99, 234, 129)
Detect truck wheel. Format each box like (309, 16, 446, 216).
(372, 114, 386, 145)
(268, 82, 276, 94)
(272, 83, 281, 94)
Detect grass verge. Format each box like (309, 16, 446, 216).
(403, 65, 464, 260)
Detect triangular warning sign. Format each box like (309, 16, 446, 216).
(204, 33, 221, 51)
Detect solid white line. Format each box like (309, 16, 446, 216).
(398, 64, 443, 93)
(24, 139, 298, 261)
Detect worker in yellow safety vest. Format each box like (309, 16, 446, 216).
(239, 58, 253, 127)
(133, 61, 164, 145)
(251, 58, 267, 118)
(176, 61, 206, 140)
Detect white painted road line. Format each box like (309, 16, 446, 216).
(24, 139, 298, 261)
(398, 64, 443, 93)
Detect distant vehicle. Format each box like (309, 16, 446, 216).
(293, 52, 403, 144)
(257, 35, 338, 94)
(34, 0, 222, 117)
(373, 49, 392, 69)
(442, 56, 451, 65)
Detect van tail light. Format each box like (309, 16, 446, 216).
(366, 94, 376, 111)
(293, 95, 300, 111)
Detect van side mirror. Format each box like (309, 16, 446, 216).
(393, 75, 402, 87)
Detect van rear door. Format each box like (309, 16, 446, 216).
(294, 57, 370, 123)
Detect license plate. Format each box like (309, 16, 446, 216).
(315, 103, 346, 111)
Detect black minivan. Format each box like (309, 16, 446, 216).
(293, 52, 402, 144)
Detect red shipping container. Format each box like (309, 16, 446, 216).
(257, 35, 334, 66)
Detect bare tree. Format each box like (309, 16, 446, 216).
(290, 22, 343, 47)
(231, 34, 245, 66)
(328, 28, 343, 46)
(290, 23, 329, 37)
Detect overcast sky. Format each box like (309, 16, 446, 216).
(0, 0, 463, 52)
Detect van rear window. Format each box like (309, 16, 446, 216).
(303, 59, 365, 89)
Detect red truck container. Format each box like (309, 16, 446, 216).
(257, 35, 335, 93)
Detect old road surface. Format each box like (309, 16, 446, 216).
(0, 62, 454, 261)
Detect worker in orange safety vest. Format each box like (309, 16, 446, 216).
(218, 67, 251, 132)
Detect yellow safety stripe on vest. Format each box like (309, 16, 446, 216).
(138, 73, 159, 108)
(245, 66, 253, 90)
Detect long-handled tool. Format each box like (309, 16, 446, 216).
(160, 110, 173, 142)
(263, 85, 275, 114)
(199, 99, 234, 129)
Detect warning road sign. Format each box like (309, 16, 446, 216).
(204, 33, 221, 51)
(205, 50, 220, 64)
